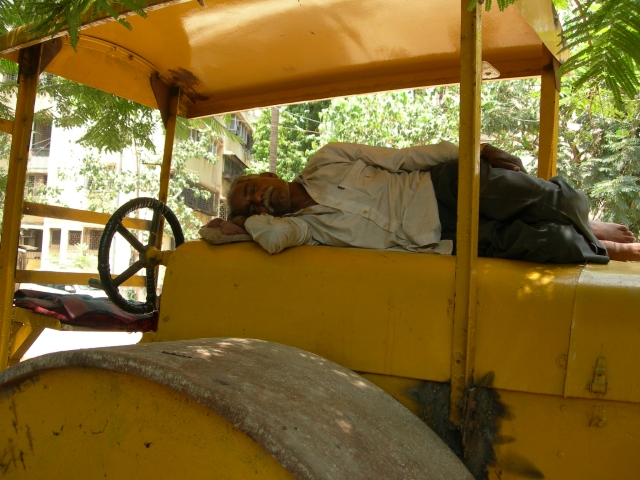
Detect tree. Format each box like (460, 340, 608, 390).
(269, 106, 279, 174)
(248, 101, 328, 181)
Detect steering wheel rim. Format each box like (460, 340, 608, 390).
(98, 197, 184, 315)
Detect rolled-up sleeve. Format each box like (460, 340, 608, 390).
(245, 214, 313, 254)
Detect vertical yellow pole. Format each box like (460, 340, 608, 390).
(0, 44, 43, 370)
(450, 0, 482, 424)
(155, 87, 180, 248)
(538, 45, 559, 180)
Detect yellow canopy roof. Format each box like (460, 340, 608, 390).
(0, 0, 566, 118)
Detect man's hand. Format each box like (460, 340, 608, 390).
(205, 218, 248, 235)
(481, 144, 528, 174)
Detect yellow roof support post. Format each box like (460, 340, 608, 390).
(154, 86, 180, 249)
(450, 0, 483, 424)
(0, 44, 43, 371)
(538, 44, 560, 180)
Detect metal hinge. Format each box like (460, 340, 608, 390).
(589, 357, 608, 394)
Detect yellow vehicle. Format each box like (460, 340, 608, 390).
(0, 0, 638, 478)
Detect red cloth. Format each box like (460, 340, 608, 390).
(14, 289, 158, 332)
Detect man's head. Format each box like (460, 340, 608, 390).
(228, 172, 293, 218)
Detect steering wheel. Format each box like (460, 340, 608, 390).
(96, 197, 184, 314)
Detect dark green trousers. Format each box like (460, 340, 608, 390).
(430, 160, 609, 264)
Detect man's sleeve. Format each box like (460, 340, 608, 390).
(317, 141, 459, 173)
(244, 214, 313, 254)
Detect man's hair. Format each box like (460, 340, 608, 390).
(227, 174, 260, 220)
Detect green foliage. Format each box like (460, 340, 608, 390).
(319, 89, 460, 148)
(467, 0, 518, 12)
(560, 0, 640, 108)
(248, 102, 328, 181)
(0, 0, 148, 49)
(38, 74, 158, 153)
(481, 79, 541, 166)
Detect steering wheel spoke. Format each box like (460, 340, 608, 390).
(112, 259, 147, 288)
(116, 222, 146, 253)
(98, 197, 184, 315)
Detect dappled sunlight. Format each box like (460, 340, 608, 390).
(194, 347, 222, 357)
(335, 418, 353, 434)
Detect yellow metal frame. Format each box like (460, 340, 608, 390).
(0, 23, 182, 371)
(0, 44, 43, 371)
(450, 0, 483, 424)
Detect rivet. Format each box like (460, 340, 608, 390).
(560, 404, 566, 411)
(556, 354, 568, 368)
(557, 451, 564, 458)
(162, 315, 170, 322)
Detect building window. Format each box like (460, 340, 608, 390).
(68, 230, 82, 253)
(49, 228, 61, 254)
(20, 228, 43, 260)
(25, 173, 47, 196)
(2, 72, 18, 83)
(226, 114, 238, 133)
(181, 187, 218, 216)
(83, 228, 104, 252)
(223, 154, 246, 182)
(188, 128, 217, 155)
(31, 123, 52, 157)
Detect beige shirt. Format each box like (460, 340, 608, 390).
(245, 142, 459, 254)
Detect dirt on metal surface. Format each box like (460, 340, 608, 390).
(0, 338, 473, 480)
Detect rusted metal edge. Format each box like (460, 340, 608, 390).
(0, 338, 473, 480)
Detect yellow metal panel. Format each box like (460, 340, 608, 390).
(22, 201, 152, 230)
(488, 389, 639, 480)
(474, 260, 582, 396)
(158, 241, 456, 382)
(0, 0, 561, 117)
(565, 262, 640, 403)
(16, 270, 146, 287)
(451, 0, 482, 424)
(0, 117, 13, 134)
(360, 374, 640, 479)
(0, 367, 293, 479)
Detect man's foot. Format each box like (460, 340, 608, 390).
(600, 240, 640, 262)
(590, 221, 636, 243)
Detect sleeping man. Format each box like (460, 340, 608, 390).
(200, 141, 639, 263)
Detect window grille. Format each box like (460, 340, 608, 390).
(31, 123, 52, 157)
(88, 229, 104, 251)
(181, 187, 218, 216)
(68, 230, 82, 253)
